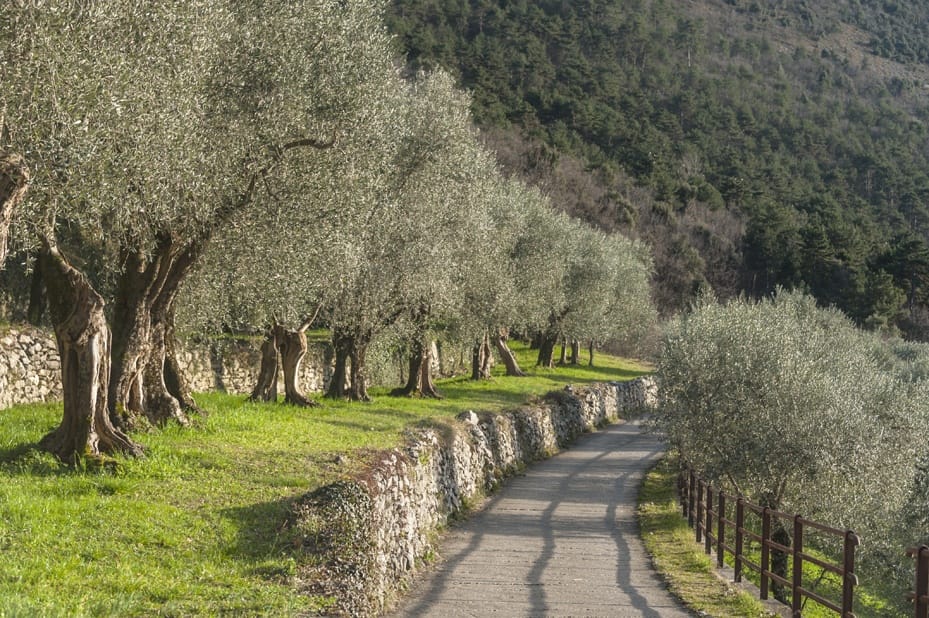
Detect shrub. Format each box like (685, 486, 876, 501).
(655, 290, 929, 599)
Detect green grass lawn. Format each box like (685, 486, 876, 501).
(0, 342, 648, 616)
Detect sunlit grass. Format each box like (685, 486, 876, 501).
(0, 341, 649, 616)
(638, 456, 774, 617)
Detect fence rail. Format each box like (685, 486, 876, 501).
(678, 466, 860, 617)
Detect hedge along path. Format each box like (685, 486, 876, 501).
(387, 419, 691, 617)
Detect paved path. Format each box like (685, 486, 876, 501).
(388, 420, 693, 617)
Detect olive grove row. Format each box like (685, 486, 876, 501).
(656, 290, 929, 603)
(0, 1, 656, 463)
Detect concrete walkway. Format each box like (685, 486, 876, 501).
(387, 420, 693, 617)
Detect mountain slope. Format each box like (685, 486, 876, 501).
(386, 0, 929, 337)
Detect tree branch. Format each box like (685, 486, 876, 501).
(218, 129, 340, 223)
(298, 303, 324, 333)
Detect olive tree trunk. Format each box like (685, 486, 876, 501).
(163, 306, 204, 415)
(570, 339, 580, 365)
(391, 339, 442, 398)
(470, 333, 492, 380)
(37, 238, 142, 464)
(348, 336, 371, 402)
(110, 233, 202, 427)
(588, 339, 595, 366)
(536, 313, 564, 369)
(326, 328, 371, 401)
(250, 322, 317, 406)
(277, 324, 316, 406)
(326, 329, 352, 399)
(250, 333, 280, 402)
(536, 334, 557, 368)
(0, 152, 29, 269)
(759, 491, 790, 602)
(492, 327, 525, 377)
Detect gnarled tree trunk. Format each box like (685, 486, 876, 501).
(558, 337, 568, 365)
(250, 333, 280, 402)
(110, 233, 203, 427)
(277, 324, 316, 406)
(109, 244, 161, 427)
(250, 322, 317, 406)
(470, 333, 492, 380)
(325, 326, 372, 401)
(588, 339, 595, 367)
(391, 339, 442, 398)
(570, 339, 580, 365)
(536, 313, 563, 369)
(537, 334, 557, 368)
(37, 239, 142, 464)
(0, 152, 29, 269)
(326, 329, 352, 399)
(493, 327, 525, 377)
(142, 317, 188, 426)
(163, 306, 203, 415)
(348, 334, 371, 402)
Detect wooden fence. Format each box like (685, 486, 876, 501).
(678, 467, 860, 617)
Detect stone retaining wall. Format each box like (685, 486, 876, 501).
(0, 325, 62, 410)
(291, 377, 657, 616)
(0, 326, 481, 410)
(0, 326, 334, 409)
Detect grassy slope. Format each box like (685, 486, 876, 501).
(0, 342, 648, 616)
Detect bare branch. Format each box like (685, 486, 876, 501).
(298, 303, 324, 333)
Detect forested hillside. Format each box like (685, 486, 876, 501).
(386, 0, 929, 337)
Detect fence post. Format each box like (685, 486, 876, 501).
(679, 470, 687, 518)
(914, 545, 929, 618)
(735, 497, 744, 583)
(792, 515, 803, 617)
(688, 471, 696, 528)
(696, 479, 704, 543)
(761, 507, 771, 601)
(717, 491, 726, 568)
(705, 485, 714, 555)
(842, 531, 859, 618)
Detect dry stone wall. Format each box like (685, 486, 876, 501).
(0, 326, 61, 410)
(0, 326, 485, 410)
(0, 326, 334, 409)
(292, 377, 657, 617)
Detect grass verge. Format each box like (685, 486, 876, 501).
(637, 455, 776, 617)
(0, 342, 648, 616)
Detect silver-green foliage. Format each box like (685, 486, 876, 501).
(2, 0, 394, 265)
(656, 290, 929, 572)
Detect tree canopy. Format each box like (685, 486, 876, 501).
(1, 0, 658, 457)
(656, 289, 929, 600)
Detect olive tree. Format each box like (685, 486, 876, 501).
(560, 229, 657, 366)
(385, 72, 503, 398)
(455, 177, 564, 378)
(529, 216, 656, 369)
(656, 290, 929, 585)
(317, 71, 497, 401)
(2, 0, 397, 461)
